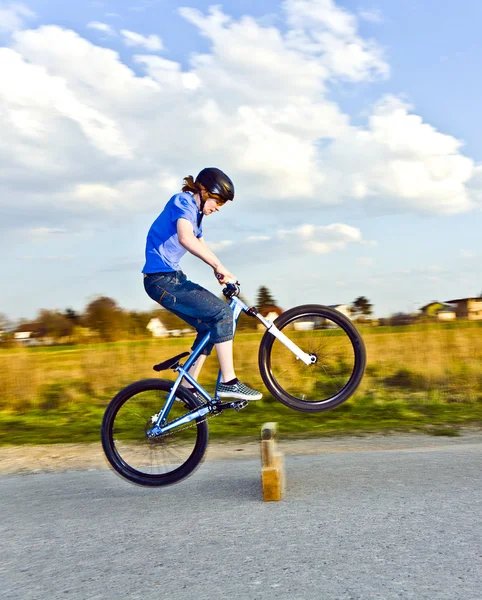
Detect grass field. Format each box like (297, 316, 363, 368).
(1, 321, 481, 445)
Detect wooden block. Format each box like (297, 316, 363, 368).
(262, 466, 282, 501)
(274, 452, 285, 496)
(261, 422, 277, 440)
(261, 438, 275, 467)
(261, 422, 285, 501)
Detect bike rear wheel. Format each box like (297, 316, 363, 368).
(101, 379, 209, 486)
(258, 305, 366, 412)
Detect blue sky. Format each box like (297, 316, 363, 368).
(0, 0, 481, 322)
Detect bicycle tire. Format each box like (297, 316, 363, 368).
(101, 378, 209, 486)
(258, 304, 366, 412)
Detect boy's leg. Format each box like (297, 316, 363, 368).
(216, 340, 263, 401)
(182, 341, 262, 401)
(215, 340, 236, 382)
(182, 342, 235, 389)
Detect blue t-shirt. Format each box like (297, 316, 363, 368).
(142, 192, 203, 273)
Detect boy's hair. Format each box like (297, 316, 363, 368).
(181, 175, 202, 195)
(181, 176, 225, 202)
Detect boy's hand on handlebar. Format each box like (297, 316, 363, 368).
(214, 267, 236, 285)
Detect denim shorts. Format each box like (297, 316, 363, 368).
(143, 271, 233, 356)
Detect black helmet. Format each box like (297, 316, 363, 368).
(195, 167, 234, 202)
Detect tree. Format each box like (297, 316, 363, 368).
(389, 312, 418, 326)
(64, 308, 81, 324)
(146, 307, 188, 334)
(256, 286, 277, 310)
(0, 313, 11, 333)
(350, 296, 373, 319)
(126, 311, 152, 337)
(0, 313, 13, 343)
(83, 296, 125, 341)
(15, 318, 38, 334)
(35, 309, 74, 339)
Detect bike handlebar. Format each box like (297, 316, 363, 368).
(221, 280, 241, 299)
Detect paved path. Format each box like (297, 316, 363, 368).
(1, 437, 481, 600)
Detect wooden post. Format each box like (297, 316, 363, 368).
(261, 422, 285, 501)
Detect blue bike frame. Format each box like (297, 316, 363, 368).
(146, 294, 246, 438)
(146, 290, 315, 439)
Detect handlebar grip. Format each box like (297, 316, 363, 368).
(216, 273, 238, 285)
(221, 280, 241, 299)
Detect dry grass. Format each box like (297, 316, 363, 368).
(0, 322, 481, 444)
(363, 325, 482, 402)
(1, 324, 481, 412)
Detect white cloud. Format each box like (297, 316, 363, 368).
(284, 0, 358, 37)
(207, 240, 233, 251)
(22, 254, 75, 261)
(87, 21, 116, 36)
(466, 164, 482, 207)
(121, 29, 163, 51)
(417, 265, 443, 273)
(0, 2, 35, 33)
(1, 39, 134, 161)
(134, 55, 202, 90)
(460, 250, 475, 258)
(0, 0, 480, 239)
(358, 8, 383, 23)
(321, 96, 476, 213)
(29, 227, 69, 238)
(277, 223, 364, 254)
(283, 0, 389, 81)
(357, 257, 374, 265)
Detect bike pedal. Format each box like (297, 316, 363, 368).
(233, 400, 248, 411)
(213, 399, 249, 412)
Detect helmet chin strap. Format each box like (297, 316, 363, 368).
(197, 189, 205, 228)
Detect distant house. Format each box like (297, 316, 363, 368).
(420, 302, 456, 321)
(257, 305, 283, 331)
(167, 328, 196, 338)
(257, 304, 354, 332)
(437, 309, 456, 322)
(14, 331, 33, 342)
(420, 302, 445, 317)
(259, 305, 283, 320)
(445, 297, 482, 320)
(147, 318, 194, 338)
(147, 318, 169, 338)
(329, 304, 352, 320)
(13, 331, 42, 346)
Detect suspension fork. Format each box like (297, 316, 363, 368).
(236, 299, 315, 366)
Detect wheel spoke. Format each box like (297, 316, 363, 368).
(261, 307, 365, 409)
(102, 380, 208, 485)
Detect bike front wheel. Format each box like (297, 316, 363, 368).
(258, 305, 366, 412)
(101, 378, 209, 486)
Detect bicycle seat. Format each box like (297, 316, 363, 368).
(153, 352, 190, 372)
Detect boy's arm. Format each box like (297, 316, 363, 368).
(177, 219, 235, 283)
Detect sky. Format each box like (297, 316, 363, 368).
(0, 0, 481, 322)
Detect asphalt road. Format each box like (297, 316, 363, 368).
(1, 440, 481, 600)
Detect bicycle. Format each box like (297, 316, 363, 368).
(101, 282, 366, 486)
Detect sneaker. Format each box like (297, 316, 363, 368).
(218, 381, 263, 401)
